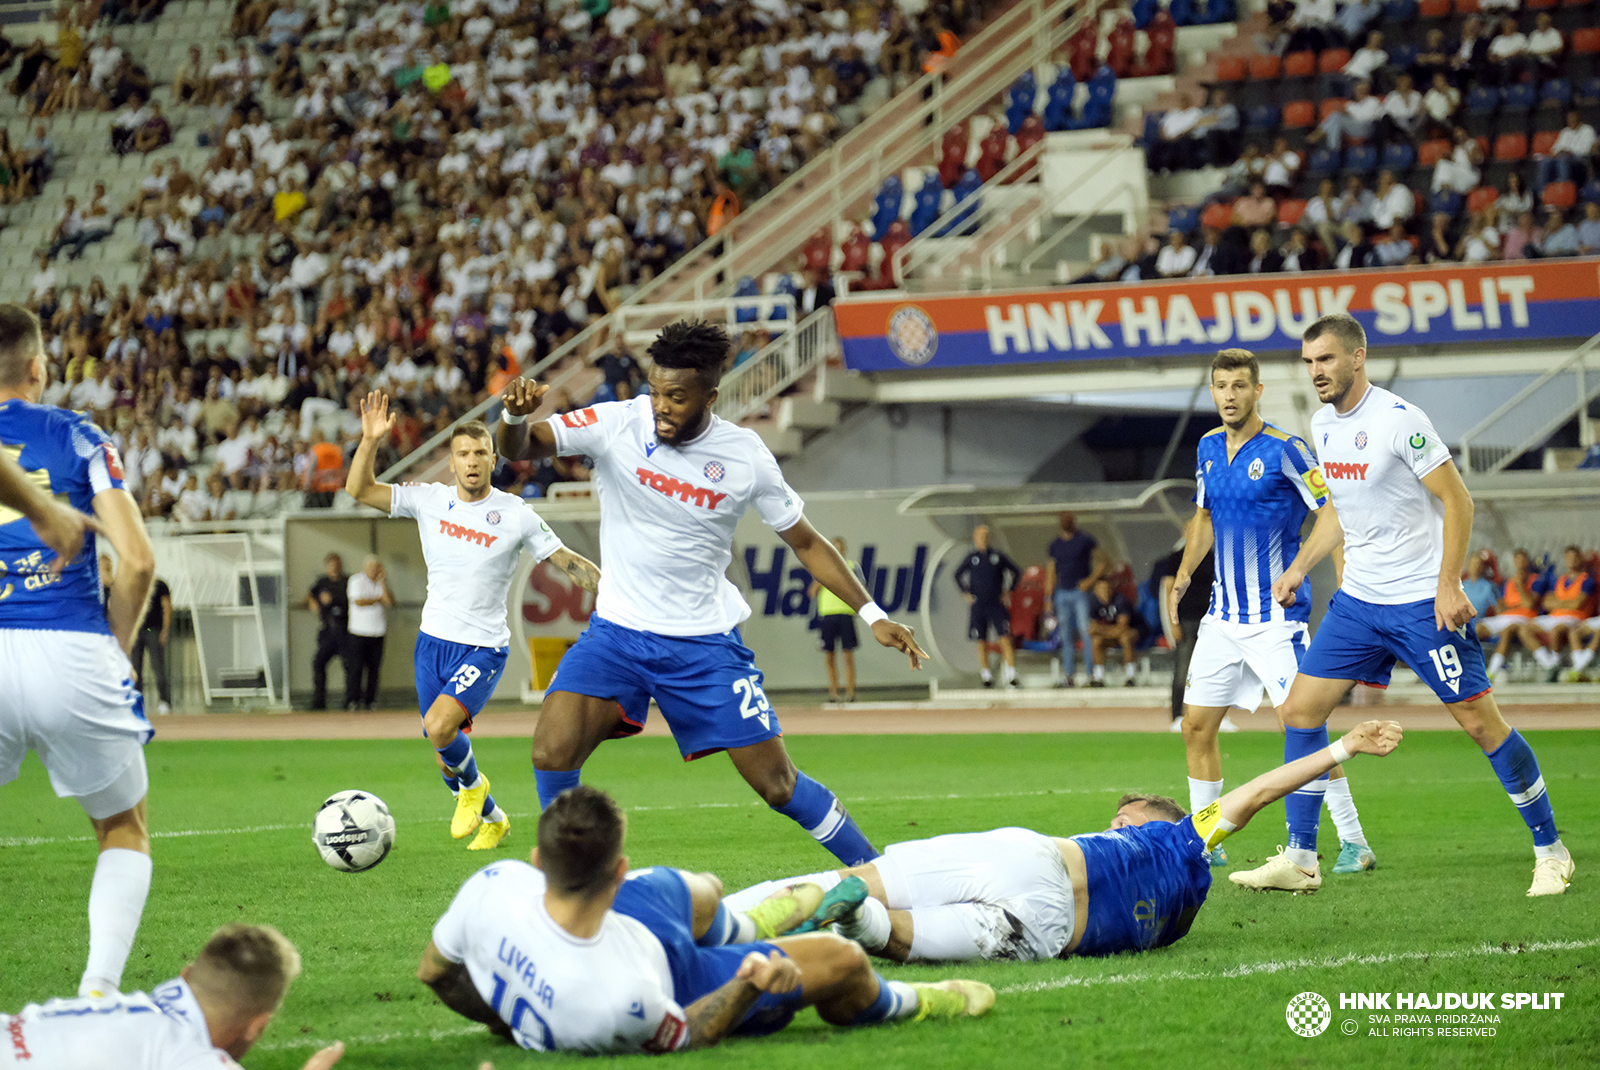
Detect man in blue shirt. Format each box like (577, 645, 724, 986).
(1045, 511, 1106, 686)
(954, 525, 1021, 688)
(721, 720, 1403, 963)
(0, 303, 158, 1001)
(1462, 552, 1500, 624)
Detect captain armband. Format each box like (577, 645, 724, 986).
(1190, 801, 1239, 850)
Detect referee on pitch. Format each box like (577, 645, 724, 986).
(955, 525, 1021, 688)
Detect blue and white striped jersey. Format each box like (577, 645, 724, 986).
(0, 398, 122, 635)
(1194, 423, 1329, 625)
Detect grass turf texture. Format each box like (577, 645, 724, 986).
(2, 730, 1596, 1069)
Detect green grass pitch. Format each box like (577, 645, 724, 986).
(2, 729, 1597, 1069)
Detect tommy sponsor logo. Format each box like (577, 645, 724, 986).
(560, 408, 598, 429)
(7, 1016, 30, 1059)
(439, 519, 499, 547)
(634, 467, 729, 509)
(1324, 461, 1370, 480)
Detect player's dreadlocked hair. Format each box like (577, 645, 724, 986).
(1117, 793, 1188, 823)
(648, 320, 731, 391)
(538, 785, 628, 896)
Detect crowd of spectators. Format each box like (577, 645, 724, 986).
(13, 0, 987, 521)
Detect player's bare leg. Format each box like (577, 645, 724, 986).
(1181, 704, 1232, 865)
(998, 636, 1017, 688)
(728, 737, 878, 865)
(727, 737, 800, 807)
(842, 649, 856, 701)
(424, 694, 507, 848)
(81, 797, 152, 998)
(975, 641, 993, 687)
(1522, 621, 1564, 680)
(823, 650, 840, 702)
(1444, 692, 1573, 894)
(531, 690, 626, 809)
(769, 932, 994, 1024)
(1570, 624, 1597, 677)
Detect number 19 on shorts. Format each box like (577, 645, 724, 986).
(1427, 644, 1463, 683)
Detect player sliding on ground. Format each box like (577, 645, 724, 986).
(417, 786, 993, 1054)
(1230, 312, 1573, 897)
(346, 395, 600, 851)
(497, 321, 927, 866)
(722, 720, 1404, 962)
(0, 304, 158, 1001)
(1170, 347, 1374, 873)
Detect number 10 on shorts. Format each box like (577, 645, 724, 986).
(732, 675, 771, 729)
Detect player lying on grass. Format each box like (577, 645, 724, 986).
(346, 395, 601, 852)
(498, 321, 926, 867)
(417, 786, 994, 1055)
(720, 720, 1403, 963)
(0, 923, 346, 1070)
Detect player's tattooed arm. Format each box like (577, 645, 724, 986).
(682, 951, 800, 1049)
(497, 377, 560, 461)
(416, 940, 513, 1039)
(550, 547, 601, 593)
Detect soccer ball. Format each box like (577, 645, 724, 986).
(313, 790, 395, 872)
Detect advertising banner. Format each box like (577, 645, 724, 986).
(834, 259, 1600, 372)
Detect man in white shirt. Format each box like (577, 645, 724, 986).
(1537, 109, 1597, 189)
(1229, 313, 1575, 899)
(1527, 12, 1563, 74)
(1312, 80, 1383, 150)
(1151, 94, 1204, 172)
(417, 786, 993, 1054)
(1488, 16, 1527, 83)
(346, 402, 600, 851)
(1381, 74, 1425, 142)
(344, 555, 392, 710)
(1156, 230, 1197, 277)
(0, 923, 344, 1070)
(1369, 168, 1415, 229)
(1341, 30, 1387, 82)
(498, 321, 925, 866)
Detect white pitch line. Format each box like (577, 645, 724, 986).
(997, 937, 1600, 996)
(256, 1024, 484, 1053)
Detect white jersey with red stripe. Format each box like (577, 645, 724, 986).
(389, 482, 564, 648)
(549, 396, 804, 637)
(0, 978, 238, 1069)
(1309, 383, 1454, 605)
(432, 860, 689, 1055)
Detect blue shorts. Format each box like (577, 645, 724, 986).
(413, 632, 509, 732)
(1298, 590, 1493, 704)
(613, 867, 801, 1037)
(549, 615, 782, 760)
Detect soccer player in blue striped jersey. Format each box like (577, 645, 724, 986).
(1169, 348, 1374, 878)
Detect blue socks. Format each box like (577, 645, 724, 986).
(440, 769, 460, 793)
(773, 772, 878, 866)
(1283, 725, 1331, 856)
(1486, 730, 1559, 847)
(699, 901, 734, 947)
(536, 768, 581, 811)
(852, 976, 918, 1024)
(435, 733, 479, 787)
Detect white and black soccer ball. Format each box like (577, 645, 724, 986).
(313, 790, 395, 872)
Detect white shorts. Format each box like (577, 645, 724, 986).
(1480, 615, 1532, 637)
(1183, 616, 1308, 712)
(1532, 615, 1588, 632)
(0, 629, 151, 816)
(874, 828, 1074, 962)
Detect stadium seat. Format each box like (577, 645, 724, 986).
(1580, 76, 1600, 104)
(733, 276, 762, 322)
(1216, 55, 1247, 81)
(1318, 98, 1348, 121)
(1501, 83, 1537, 113)
(1318, 49, 1351, 73)
(1382, 142, 1417, 171)
(1283, 50, 1317, 77)
(1584, 178, 1600, 203)
(1307, 145, 1341, 176)
(1388, 44, 1419, 70)
(1249, 54, 1283, 79)
(1131, 0, 1158, 28)
(1419, 0, 1450, 15)
(1430, 189, 1464, 216)
(1245, 103, 1279, 130)
(870, 176, 903, 238)
(1346, 144, 1380, 173)
(1575, 27, 1600, 53)
(1201, 201, 1234, 229)
(1466, 185, 1500, 212)
(1541, 79, 1572, 108)
(1140, 111, 1166, 151)
(1543, 180, 1578, 207)
(1526, 0, 1556, 9)
(1279, 198, 1308, 225)
(1284, 100, 1316, 127)
(1418, 138, 1453, 167)
(1169, 204, 1201, 233)
(1494, 133, 1529, 159)
(1465, 85, 1499, 113)
(1455, 0, 1479, 12)
(1567, 0, 1596, 7)
(1533, 130, 1561, 155)
(1383, 0, 1418, 19)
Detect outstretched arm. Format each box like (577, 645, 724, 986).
(417, 940, 513, 1039)
(345, 390, 396, 513)
(549, 546, 601, 593)
(1197, 720, 1403, 845)
(496, 376, 560, 462)
(1272, 503, 1343, 607)
(779, 515, 929, 669)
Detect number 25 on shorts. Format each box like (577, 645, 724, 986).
(732, 674, 771, 729)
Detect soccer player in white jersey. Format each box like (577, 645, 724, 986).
(1230, 313, 1574, 897)
(0, 923, 346, 1070)
(496, 321, 927, 867)
(722, 720, 1403, 963)
(0, 304, 159, 1000)
(346, 394, 601, 851)
(1169, 348, 1374, 874)
(418, 786, 992, 1055)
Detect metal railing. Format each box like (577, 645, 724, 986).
(713, 308, 839, 425)
(1458, 329, 1600, 476)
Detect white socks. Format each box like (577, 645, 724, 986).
(1533, 646, 1560, 670)
(484, 804, 506, 824)
(1572, 648, 1594, 672)
(1285, 846, 1319, 870)
(1187, 777, 1223, 815)
(1489, 652, 1506, 674)
(884, 980, 920, 1019)
(979, 668, 992, 683)
(1091, 664, 1105, 681)
(80, 848, 152, 998)
(1124, 662, 1136, 680)
(1326, 776, 1367, 847)
(1002, 663, 1016, 684)
(1534, 840, 1571, 862)
(835, 895, 891, 952)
